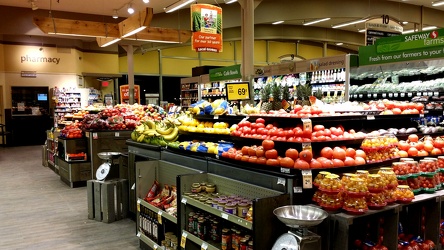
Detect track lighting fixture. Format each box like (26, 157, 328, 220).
(112, 10, 118, 19)
(127, 3, 135, 14)
(164, 0, 194, 13)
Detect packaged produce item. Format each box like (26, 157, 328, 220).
(367, 174, 386, 193)
(378, 167, 398, 189)
(341, 173, 357, 186)
(366, 192, 387, 209)
(394, 185, 414, 203)
(344, 177, 368, 197)
(313, 171, 331, 187)
(343, 195, 368, 215)
(419, 173, 437, 193)
(419, 159, 437, 173)
(319, 174, 342, 193)
(319, 192, 343, 211)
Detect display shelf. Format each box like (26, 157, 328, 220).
(138, 198, 177, 224)
(193, 114, 246, 123)
(330, 204, 400, 226)
(180, 230, 220, 250)
(137, 232, 164, 250)
(181, 195, 253, 230)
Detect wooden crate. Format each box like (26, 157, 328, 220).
(87, 179, 129, 223)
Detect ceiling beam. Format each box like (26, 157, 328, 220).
(33, 16, 120, 38)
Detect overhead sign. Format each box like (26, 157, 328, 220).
(209, 64, 241, 82)
(190, 4, 223, 53)
(226, 82, 250, 101)
(119, 85, 140, 104)
(365, 16, 402, 45)
(359, 28, 444, 66)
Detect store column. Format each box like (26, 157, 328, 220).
(122, 45, 135, 104)
(239, 0, 260, 100)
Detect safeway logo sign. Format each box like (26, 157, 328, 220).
(430, 30, 438, 39)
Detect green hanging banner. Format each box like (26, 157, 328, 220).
(209, 64, 242, 81)
(359, 28, 444, 66)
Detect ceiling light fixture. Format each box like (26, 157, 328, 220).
(30, 0, 39, 11)
(336, 42, 343, 46)
(432, 0, 444, 6)
(332, 19, 367, 29)
(272, 21, 284, 25)
(423, 26, 438, 31)
(112, 9, 118, 19)
(97, 37, 121, 47)
(125, 27, 191, 43)
(402, 21, 408, 25)
(164, 0, 195, 13)
(224, 0, 237, 3)
(127, 3, 135, 14)
(303, 17, 331, 26)
(143, 0, 149, 3)
(402, 29, 417, 34)
(358, 28, 366, 32)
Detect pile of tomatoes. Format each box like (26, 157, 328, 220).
(397, 134, 444, 158)
(60, 123, 83, 139)
(221, 139, 367, 170)
(231, 118, 366, 142)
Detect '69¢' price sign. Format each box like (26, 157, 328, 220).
(226, 82, 250, 101)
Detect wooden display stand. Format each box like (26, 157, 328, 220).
(87, 179, 129, 223)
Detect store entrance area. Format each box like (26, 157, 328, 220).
(0, 146, 138, 249)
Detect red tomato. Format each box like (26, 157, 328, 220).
(313, 125, 325, 131)
(265, 149, 278, 159)
(294, 159, 310, 169)
(241, 146, 250, 155)
(256, 118, 265, 124)
(285, 148, 299, 160)
(299, 150, 313, 162)
(266, 158, 280, 167)
(279, 157, 295, 168)
(262, 139, 275, 150)
(257, 157, 267, 165)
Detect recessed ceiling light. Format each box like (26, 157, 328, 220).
(272, 21, 284, 25)
(336, 42, 343, 46)
(143, 0, 149, 3)
(402, 21, 408, 24)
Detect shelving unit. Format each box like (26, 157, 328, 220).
(56, 137, 90, 187)
(178, 173, 289, 250)
(135, 160, 202, 250)
(45, 130, 59, 174)
(180, 76, 200, 108)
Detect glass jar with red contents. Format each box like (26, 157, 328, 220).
(343, 195, 368, 215)
(438, 156, 444, 169)
(419, 159, 436, 173)
(356, 170, 369, 181)
(407, 176, 421, 194)
(378, 167, 398, 189)
(341, 173, 357, 186)
(319, 192, 343, 211)
(397, 175, 408, 186)
(366, 192, 387, 209)
(392, 162, 410, 177)
(418, 172, 437, 193)
(404, 161, 420, 175)
(312, 190, 323, 204)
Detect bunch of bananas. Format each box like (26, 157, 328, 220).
(131, 119, 179, 146)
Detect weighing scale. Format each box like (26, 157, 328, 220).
(272, 205, 328, 250)
(96, 152, 121, 181)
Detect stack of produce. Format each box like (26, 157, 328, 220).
(397, 135, 444, 157)
(394, 159, 421, 194)
(130, 119, 179, 146)
(60, 122, 83, 138)
(144, 180, 177, 217)
(418, 158, 438, 193)
(190, 99, 230, 116)
(360, 135, 399, 163)
(378, 168, 399, 204)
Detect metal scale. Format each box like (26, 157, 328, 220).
(96, 152, 121, 180)
(272, 205, 328, 250)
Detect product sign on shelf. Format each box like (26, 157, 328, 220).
(359, 28, 444, 66)
(365, 15, 403, 46)
(119, 85, 140, 104)
(190, 4, 223, 53)
(209, 64, 242, 82)
(225, 82, 250, 101)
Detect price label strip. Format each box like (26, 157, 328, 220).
(181, 197, 187, 205)
(180, 232, 188, 248)
(115, 132, 120, 137)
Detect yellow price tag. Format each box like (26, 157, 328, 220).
(136, 200, 140, 212)
(157, 210, 163, 225)
(226, 82, 250, 101)
(180, 232, 188, 248)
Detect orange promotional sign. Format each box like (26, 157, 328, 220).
(190, 4, 223, 53)
(119, 85, 140, 104)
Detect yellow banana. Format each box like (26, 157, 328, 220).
(164, 135, 179, 142)
(156, 126, 174, 135)
(143, 129, 160, 137)
(145, 120, 155, 130)
(136, 134, 145, 142)
(162, 127, 179, 141)
(135, 124, 145, 134)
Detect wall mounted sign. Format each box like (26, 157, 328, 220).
(190, 4, 223, 53)
(21, 71, 37, 78)
(20, 55, 61, 64)
(359, 28, 444, 66)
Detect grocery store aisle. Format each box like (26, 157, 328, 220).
(0, 146, 139, 250)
